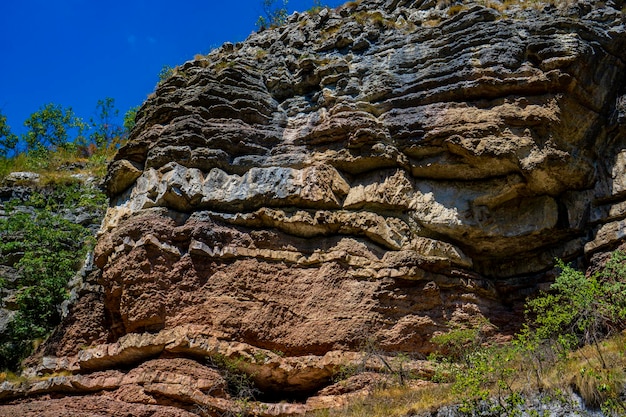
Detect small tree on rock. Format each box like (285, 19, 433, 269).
(123, 105, 140, 136)
(89, 97, 123, 148)
(256, 0, 289, 29)
(23, 103, 85, 154)
(0, 111, 18, 157)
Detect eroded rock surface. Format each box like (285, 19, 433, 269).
(3, 0, 626, 415)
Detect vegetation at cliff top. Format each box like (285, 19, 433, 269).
(256, 0, 291, 29)
(0, 97, 134, 182)
(256, 0, 328, 30)
(0, 98, 125, 371)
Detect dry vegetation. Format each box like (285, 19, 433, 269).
(308, 333, 626, 417)
(438, 0, 588, 12)
(312, 254, 626, 416)
(0, 141, 120, 184)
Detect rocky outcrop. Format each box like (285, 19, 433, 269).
(3, 0, 626, 415)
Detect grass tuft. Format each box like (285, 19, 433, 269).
(448, 4, 466, 16)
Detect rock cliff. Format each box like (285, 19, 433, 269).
(2, 0, 626, 415)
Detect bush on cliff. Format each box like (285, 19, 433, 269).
(0, 97, 135, 182)
(0, 111, 18, 158)
(23, 104, 86, 156)
(434, 252, 626, 415)
(0, 187, 101, 371)
(319, 253, 626, 416)
(0, 98, 125, 371)
(515, 253, 626, 413)
(256, 0, 289, 29)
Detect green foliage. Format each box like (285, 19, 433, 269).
(597, 250, 626, 322)
(23, 182, 107, 212)
(89, 97, 123, 148)
(430, 321, 486, 364)
(519, 255, 626, 361)
(430, 253, 626, 415)
(1, 99, 131, 170)
(158, 65, 175, 83)
(452, 345, 523, 415)
(0, 186, 102, 371)
(207, 354, 261, 401)
(514, 254, 626, 412)
(123, 105, 140, 135)
(430, 319, 523, 414)
(256, 0, 289, 29)
(23, 103, 86, 155)
(308, 0, 326, 13)
(0, 111, 18, 157)
(0, 98, 133, 183)
(0, 100, 119, 372)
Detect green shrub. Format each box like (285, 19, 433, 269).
(0, 187, 102, 371)
(123, 105, 139, 135)
(207, 354, 261, 401)
(0, 111, 18, 158)
(157, 65, 175, 84)
(429, 253, 626, 415)
(430, 321, 485, 364)
(89, 97, 123, 148)
(518, 254, 626, 362)
(256, 0, 289, 29)
(23, 103, 86, 154)
(513, 253, 626, 412)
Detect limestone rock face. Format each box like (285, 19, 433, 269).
(4, 0, 626, 415)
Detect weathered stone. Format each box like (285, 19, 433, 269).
(1, 172, 40, 187)
(0, 396, 199, 417)
(105, 159, 143, 195)
(5, 0, 626, 415)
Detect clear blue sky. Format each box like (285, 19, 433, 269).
(0, 0, 344, 136)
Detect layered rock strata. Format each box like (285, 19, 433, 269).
(3, 0, 626, 415)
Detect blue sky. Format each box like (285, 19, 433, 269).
(0, 0, 344, 137)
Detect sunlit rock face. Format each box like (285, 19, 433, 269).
(5, 0, 625, 414)
(97, 0, 626, 352)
